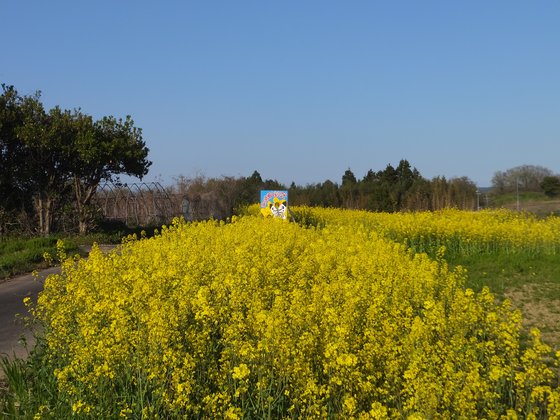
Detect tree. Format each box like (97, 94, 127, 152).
(262, 178, 285, 191)
(448, 176, 477, 209)
(356, 161, 425, 212)
(541, 176, 560, 198)
(71, 115, 151, 234)
(1, 84, 151, 235)
(402, 177, 431, 211)
(340, 169, 358, 208)
(430, 176, 449, 210)
(318, 180, 340, 207)
(393, 159, 420, 209)
(341, 168, 357, 186)
(236, 170, 264, 206)
(492, 165, 554, 193)
(16, 99, 76, 235)
(427, 176, 477, 210)
(374, 164, 398, 211)
(0, 85, 32, 230)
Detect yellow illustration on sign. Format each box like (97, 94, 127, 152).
(260, 190, 288, 219)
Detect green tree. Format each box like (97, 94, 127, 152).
(317, 180, 340, 207)
(236, 170, 264, 206)
(541, 176, 560, 198)
(17, 99, 76, 235)
(375, 164, 398, 211)
(1, 84, 151, 235)
(393, 159, 419, 209)
(340, 169, 358, 208)
(0, 85, 32, 231)
(341, 168, 357, 186)
(359, 161, 424, 212)
(262, 177, 285, 191)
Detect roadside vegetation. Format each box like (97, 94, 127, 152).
(0, 236, 79, 279)
(0, 225, 162, 281)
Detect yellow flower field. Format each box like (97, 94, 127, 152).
(31, 209, 560, 418)
(286, 206, 560, 256)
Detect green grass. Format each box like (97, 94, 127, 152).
(0, 236, 79, 279)
(0, 337, 75, 418)
(447, 252, 560, 296)
(448, 251, 560, 351)
(0, 225, 163, 280)
(486, 192, 560, 216)
(488, 191, 549, 207)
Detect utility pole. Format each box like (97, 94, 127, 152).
(476, 189, 480, 211)
(516, 178, 520, 211)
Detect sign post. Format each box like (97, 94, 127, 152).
(260, 190, 289, 219)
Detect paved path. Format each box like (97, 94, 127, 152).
(0, 245, 116, 379)
(0, 266, 60, 363)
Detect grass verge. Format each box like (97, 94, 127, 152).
(448, 251, 560, 351)
(0, 338, 70, 418)
(0, 225, 161, 281)
(0, 236, 79, 280)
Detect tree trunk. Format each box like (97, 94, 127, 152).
(36, 197, 44, 234)
(34, 195, 54, 235)
(78, 219, 87, 235)
(44, 197, 52, 235)
(74, 177, 100, 235)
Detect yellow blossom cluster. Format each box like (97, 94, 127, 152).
(33, 212, 560, 418)
(281, 206, 560, 257)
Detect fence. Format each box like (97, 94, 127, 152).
(94, 182, 179, 226)
(93, 181, 236, 227)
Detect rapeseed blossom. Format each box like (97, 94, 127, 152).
(285, 206, 560, 256)
(31, 209, 560, 418)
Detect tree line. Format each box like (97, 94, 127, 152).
(3, 82, 559, 235)
(0, 84, 151, 235)
(172, 162, 479, 221)
(175, 162, 559, 222)
(288, 161, 478, 211)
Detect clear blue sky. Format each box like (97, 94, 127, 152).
(2, 1, 559, 187)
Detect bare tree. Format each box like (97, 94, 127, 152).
(492, 165, 554, 193)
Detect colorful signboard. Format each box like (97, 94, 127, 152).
(260, 190, 288, 219)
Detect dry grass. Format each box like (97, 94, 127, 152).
(505, 282, 560, 351)
(498, 199, 560, 215)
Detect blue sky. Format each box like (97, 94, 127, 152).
(2, 1, 559, 187)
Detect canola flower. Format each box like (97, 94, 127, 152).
(30, 211, 560, 418)
(284, 206, 560, 257)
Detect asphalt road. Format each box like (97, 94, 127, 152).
(0, 245, 116, 363)
(0, 266, 61, 362)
